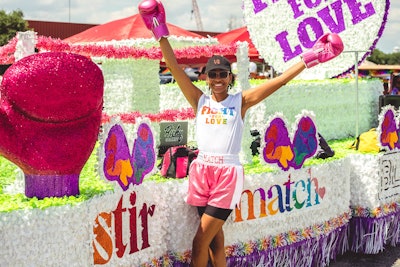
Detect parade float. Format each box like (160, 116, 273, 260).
(0, 0, 398, 266)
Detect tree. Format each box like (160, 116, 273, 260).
(0, 9, 30, 46)
(386, 52, 400, 65)
(367, 49, 400, 65)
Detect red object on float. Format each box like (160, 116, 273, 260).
(215, 27, 263, 62)
(64, 14, 205, 43)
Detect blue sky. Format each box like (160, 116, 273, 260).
(1, 0, 398, 53)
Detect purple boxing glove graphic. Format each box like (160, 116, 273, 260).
(301, 33, 344, 68)
(263, 114, 318, 171)
(138, 0, 169, 41)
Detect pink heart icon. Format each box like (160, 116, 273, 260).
(318, 187, 326, 199)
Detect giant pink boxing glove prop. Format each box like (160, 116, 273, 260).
(0, 52, 104, 199)
(138, 0, 169, 41)
(301, 33, 344, 68)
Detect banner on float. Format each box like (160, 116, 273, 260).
(378, 151, 400, 201)
(243, 0, 390, 78)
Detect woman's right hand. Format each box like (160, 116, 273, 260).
(138, 0, 169, 41)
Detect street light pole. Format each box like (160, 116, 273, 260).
(343, 50, 370, 138)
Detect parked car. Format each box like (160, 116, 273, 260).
(159, 67, 199, 84)
(159, 73, 174, 84)
(184, 67, 199, 82)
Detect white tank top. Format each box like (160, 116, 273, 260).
(195, 93, 244, 154)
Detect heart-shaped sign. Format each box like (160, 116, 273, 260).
(243, 0, 390, 79)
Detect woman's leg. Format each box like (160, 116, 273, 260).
(209, 228, 226, 267)
(190, 213, 226, 267)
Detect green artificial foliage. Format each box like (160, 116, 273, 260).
(0, 138, 367, 212)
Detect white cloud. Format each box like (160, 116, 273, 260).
(377, 3, 400, 53)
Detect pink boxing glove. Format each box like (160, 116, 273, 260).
(0, 52, 104, 199)
(301, 33, 344, 68)
(138, 0, 169, 41)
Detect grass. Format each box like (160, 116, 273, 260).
(0, 137, 373, 212)
(0, 144, 114, 212)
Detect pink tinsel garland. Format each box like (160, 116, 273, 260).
(0, 35, 238, 64)
(102, 108, 196, 124)
(0, 37, 18, 64)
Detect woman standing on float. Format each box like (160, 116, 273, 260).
(138, 0, 344, 266)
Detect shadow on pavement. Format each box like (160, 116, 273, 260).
(329, 245, 400, 267)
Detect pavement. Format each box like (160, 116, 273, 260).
(329, 245, 400, 267)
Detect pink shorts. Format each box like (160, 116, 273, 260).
(185, 152, 244, 210)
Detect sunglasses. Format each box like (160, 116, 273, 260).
(207, 71, 230, 79)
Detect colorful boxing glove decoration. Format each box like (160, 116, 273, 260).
(301, 33, 344, 68)
(0, 52, 104, 199)
(138, 0, 169, 41)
